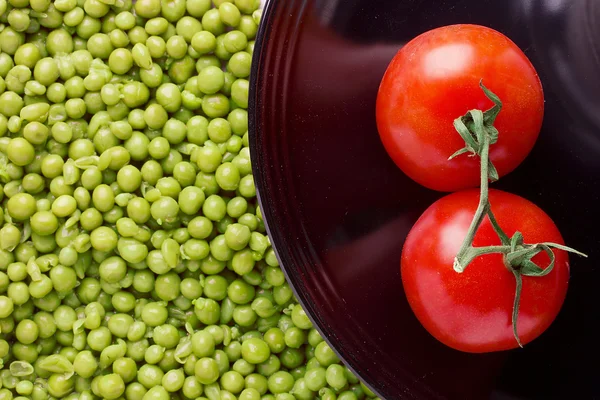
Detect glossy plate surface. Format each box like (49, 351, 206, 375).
(249, 0, 600, 398)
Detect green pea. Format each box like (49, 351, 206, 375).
(202, 93, 230, 118)
(47, 373, 75, 397)
(241, 338, 270, 365)
(168, 55, 196, 84)
(64, 6, 85, 26)
(132, 43, 153, 69)
(94, 374, 123, 399)
(198, 66, 225, 95)
(166, 35, 188, 59)
(194, 298, 220, 325)
(134, 0, 161, 18)
(113, 357, 137, 383)
(160, 368, 184, 392)
(201, 8, 224, 36)
(194, 357, 220, 385)
(154, 272, 180, 302)
(138, 363, 165, 388)
(314, 341, 341, 367)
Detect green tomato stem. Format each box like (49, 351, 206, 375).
(452, 131, 493, 274)
(450, 82, 587, 347)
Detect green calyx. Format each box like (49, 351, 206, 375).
(448, 80, 502, 181)
(451, 81, 587, 347)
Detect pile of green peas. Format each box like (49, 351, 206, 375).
(0, 0, 382, 399)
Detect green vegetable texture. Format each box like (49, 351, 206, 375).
(0, 0, 380, 399)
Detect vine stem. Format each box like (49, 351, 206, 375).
(452, 133, 510, 272)
(448, 82, 587, 347)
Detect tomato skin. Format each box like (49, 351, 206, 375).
(376, 24, 544, 192)
(401, 189, 569, 353)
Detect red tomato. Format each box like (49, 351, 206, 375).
(401, 189, 569, 353)
(376, 24, 544, 192)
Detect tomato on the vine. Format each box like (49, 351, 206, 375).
(376, 24, 544, 192)
(401, 189, 569, 353)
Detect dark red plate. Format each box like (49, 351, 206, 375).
(249, 1, 600, 398)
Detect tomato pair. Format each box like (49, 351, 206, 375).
(376, 25, 577, 353)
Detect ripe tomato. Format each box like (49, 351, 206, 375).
(401, 189, 569, 353)
(376, 24, 544, 192)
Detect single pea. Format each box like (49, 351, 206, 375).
(267, 371, 295, 394)
(6, 138, 35, 166)
(144, 17, 168, 35)
(166, 35, 188, 59)
(50, 194, 77, 218)
(178, 186, 205, 215)
(150, 196, 179, 225)
(83, 0, 110, 18)
(194, 357, 220, 385)
(117, 165, 142, 193)
(172, 161, 196, 186)
(192, 330, 216, 358)
(64, 6, 85, 26)
(239, 15, 258, 39)
(47, 373, 75, 398)
(202, 93, 230, 118)
(168, 55, 196, 84)
(148, 136, 170, 160)
(111, 291, 136, 313)
(97, 374, 125, 400)
(183, 0, 209, 16)
(202, 194, 227, 221)
(198, 66, 225, 95)
(241, 337, 271, 365)
(161, 368, 184, 392)
(117, 238, 148, 264)
(325, 364, 348, 391)
(121, 81, 150, 108)
(190, 31, 216, 57)
(155, 83, 182, 113)
(64, 76, 86, 99)
(154, 272, 180, 302)
(188, 216, 213, 239)
(144, 103, 169, 130)
(77, 209, 101, 232)
(221, 370, 245, 394)
(263, 328, 286, 354)
(224, 30, 248, 53)
(115, 11, 135, 29)
(202, 8, 225, 35)
(69, 138, 95, 159)
(162, 119, 187, 145)
(229, 51, 252, 78)
(134, 0, 161, 18)
(8, 8, 31, 32)
(91, 184, 115, 213)
(6, 193, 36, 220)
(245, 373, 268, 395)
(315, 341, 341, 367)
(14, 43, 41, 68)
(161, 0, 186, 22)
(216, 162, 241, 191)
(194, 298, 220, 325)
(195, 145, 223, 173)
(108, 48, 133, 75)
(137, 363, 165, 389)
(109, 29, 130, 48)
